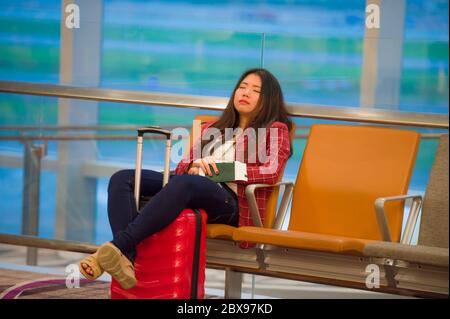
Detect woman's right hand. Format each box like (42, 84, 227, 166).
(190, 156, 219, 176)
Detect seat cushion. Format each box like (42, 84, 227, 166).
(233, 227, 369, 255)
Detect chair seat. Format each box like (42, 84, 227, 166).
(206, 224, 237, 239)
(233, 226, 369, 255)
(364, 241, 449, 267)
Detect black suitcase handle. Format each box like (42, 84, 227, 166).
(137, 126, 171, 139)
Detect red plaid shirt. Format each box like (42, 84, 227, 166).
(175, 121, 291, 248)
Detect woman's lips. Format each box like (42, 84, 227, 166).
(239, 99, 249, 105)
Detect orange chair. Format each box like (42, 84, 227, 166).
(231, 124, 420, 291)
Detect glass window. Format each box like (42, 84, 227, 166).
(0, 1, 61, 83)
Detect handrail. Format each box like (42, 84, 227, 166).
(0, 80, 448, 129)
(0, 134, 187, 141)
(0, 133, 441, 142)
(0, 233, 98, 254)
(0, 124, 184, 131)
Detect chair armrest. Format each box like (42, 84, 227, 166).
(374, 194, 423, 243)
(245, 181, 294, 228)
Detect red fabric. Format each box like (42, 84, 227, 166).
(175, 121, 291, 248)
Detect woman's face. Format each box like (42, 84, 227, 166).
(233, 73, 262, 117)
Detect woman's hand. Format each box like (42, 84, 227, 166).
(187, 166, 199, 175)
(191, 156, 219, 176)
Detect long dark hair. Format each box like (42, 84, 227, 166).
(204, 68, 293, 158)
(215, 68, 292, 131)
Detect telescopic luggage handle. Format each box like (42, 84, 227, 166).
(137, 127, 171, 139)
(135, 126, 172, 211)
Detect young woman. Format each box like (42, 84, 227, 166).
(79, 68, 293, 289)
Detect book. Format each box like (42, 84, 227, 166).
(198, 161, 248, 182)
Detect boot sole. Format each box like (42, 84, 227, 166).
(97, 244, 136, 289)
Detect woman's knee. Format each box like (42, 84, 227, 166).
(108, 169, 134, 193)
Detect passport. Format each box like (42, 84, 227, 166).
(199, 161, 248, 182)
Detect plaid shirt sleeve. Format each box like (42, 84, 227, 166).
(237, 121, 291, 185)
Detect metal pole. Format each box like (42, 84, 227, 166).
(260, 32, 265, 68)
(251, 274, 256, 299)
(163, 138, 171, 187)
(21, 142, 45, 265)
(224, 268, 243, 299)
(134, 135, 143, 211)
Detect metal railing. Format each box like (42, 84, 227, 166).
(1, 80, 448, 128)
(0, 233, 98, 254)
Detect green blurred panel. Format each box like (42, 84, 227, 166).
(0, 17, 59, 37)
(266, 35, 363, 55)
(0, 44, 59, 74)
(100, 27, 263, 125)
(98, 102, 220, 126)
(0, 16, 60, 77)
(400, 69, 449, 111)
(102, 49, 259, 86)
(0, 94, 57, 126)
(104, 25, 263, 48)
(403, 40, 449, 60)
(101, 28, 263, 92)
(264, 33, 363, 106)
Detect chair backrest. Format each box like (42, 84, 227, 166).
(193, 114, 296, 228)
(288, 124, 420, 241)
(418, 134, 449, 248)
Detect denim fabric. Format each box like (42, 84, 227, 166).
(107, 169, 239, 258)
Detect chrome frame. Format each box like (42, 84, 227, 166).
(245, 182, 294, 228)
(373, 194, 425, 288)
(374, 194, 423, 243)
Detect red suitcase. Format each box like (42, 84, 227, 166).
(110, 127, 207, 299)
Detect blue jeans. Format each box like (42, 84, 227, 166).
(107, 169, 239, 260)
